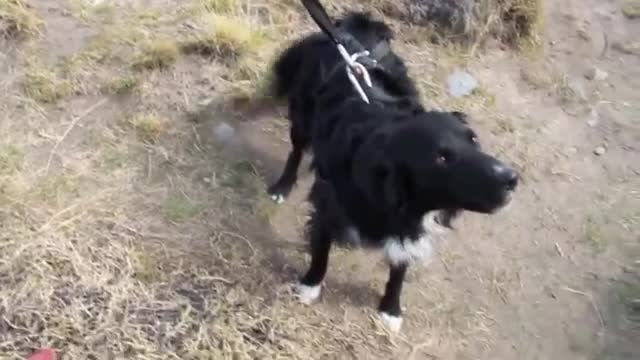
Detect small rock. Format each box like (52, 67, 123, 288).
(586, 108, 600, 127)
(198, 97, 214, 107)
(594, 146, 606, 156)
(387, 0, 473, 35)
(584, 66, 608, 81)
(612, 41, 640, 55)
(214, 122, 235, 143)
(576, 28, 591, 41)
(203, 177, 211, 184)
(567, 80, 587, 101)
(447, 70, 478, 98)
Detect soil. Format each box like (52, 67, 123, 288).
(0, 0, 638, 359)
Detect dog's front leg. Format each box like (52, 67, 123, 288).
(296, 217, 332, 304)
(378, 263, 408, 332)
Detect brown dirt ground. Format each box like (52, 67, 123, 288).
(0, 0, 638, 359)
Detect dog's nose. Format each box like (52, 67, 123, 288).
(493, 164, 518, 191)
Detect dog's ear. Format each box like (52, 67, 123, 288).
(373, 162, 406, 211)
(451, 111, 469, 124)
(373, 21, 394, 40)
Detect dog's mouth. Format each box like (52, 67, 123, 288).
(433, 209, 460, 229)
(462, 188, 515, 215)
(487, 189, 514, 214)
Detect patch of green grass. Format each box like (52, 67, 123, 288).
(103, 74, 140, 95)
(130, 248, 163, 283)
(583, 216, 607, 254)
(98, 146, 130, 170)
(470, 85, 497, 109)
(181, 13, 267, 59)
(0, 144, 24, 175)
(599, 265, 640, 359)
(163, 193, 201, 222)
(22, 66, 74, 104)
(0, 0, 43, 39)
(32, 175, 81, 207)
(132, 37, 179, 70)
(622, 0, 640, 19)
(220, 160, 260, 195)
(127, 113, 165, 141)
(619, 280, 640, 324)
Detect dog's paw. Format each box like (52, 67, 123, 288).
(295, 283, 321, 305)
(379, 312, 403, 333)
(270, 193, 286, 204)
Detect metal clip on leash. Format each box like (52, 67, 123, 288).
(337, 44, 373, 104)
(301, 0, 374, 104)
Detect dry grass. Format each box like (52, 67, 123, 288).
(478, 0, 543, 46)
(127, 112, 166, 142)
(0, 0, 43, 39)
(179, 4, 277, 101)
(382, 0, 543, 48)
(103, 74, 140, 95)
(22, 66, 73, 104)
(2, 0, 635, 359)
(132, 37, 180, 71)
(201, 0, 238, 13)
(0, 144, 24, 176)
(163, 193, 202, 222)
(181, 13, 267, 59)
(223, 50, 277, 100)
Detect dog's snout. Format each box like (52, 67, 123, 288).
(493, 164, 518, 191)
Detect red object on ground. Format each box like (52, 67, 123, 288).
(25, 349, 57, 360)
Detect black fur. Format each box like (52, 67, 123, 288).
(268, 12, 421, 199)
(271, 12, 519, 328)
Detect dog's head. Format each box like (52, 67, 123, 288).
(353, 111, 518, 218)
(334, 12, 394, 52)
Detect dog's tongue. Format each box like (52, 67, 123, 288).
(26, 349, 56, 360)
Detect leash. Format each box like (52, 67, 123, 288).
(300, 0, 374, 103)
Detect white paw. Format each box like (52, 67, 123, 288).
(295, 283, 321, 305)
(379, 312, 403, 333)
(270, 194, 285, 204)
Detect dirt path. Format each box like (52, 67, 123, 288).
(0, 0, 637, 359)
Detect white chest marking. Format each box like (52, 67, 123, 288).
(383, 212, 447, 266)
(342, 212, 448, 266)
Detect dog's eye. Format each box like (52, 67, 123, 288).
(436, 149, 451, 166)
(468, 131, 478, 144)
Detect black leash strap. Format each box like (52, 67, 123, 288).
(300, 0, 374, 103)
(301, 0, 342, 46)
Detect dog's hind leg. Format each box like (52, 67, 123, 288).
(295, 213, 332, 304)
(268, 100, 309, 203)
(378, 263, 408, 332)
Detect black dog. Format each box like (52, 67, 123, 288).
(271, 13, 519, 332)
(268, 12, 420, 203)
